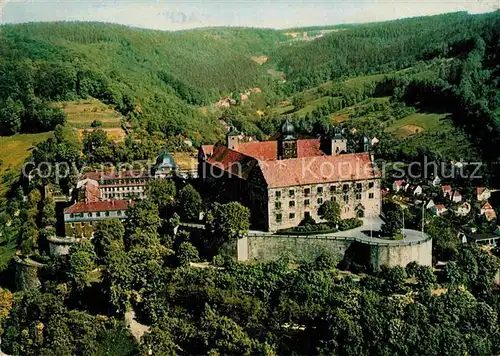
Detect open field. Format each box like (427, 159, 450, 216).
(75, 128, 127, 143)
(56, 99, 123, 129)
(0, 133, 53, 174)
(387, 112, 452, 138)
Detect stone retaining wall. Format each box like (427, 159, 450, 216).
(239, 233, 432, 269)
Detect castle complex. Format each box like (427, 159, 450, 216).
(199, 119, 382, 231)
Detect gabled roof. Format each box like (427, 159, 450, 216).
(482, 202, 494, 210)
(201, 145, 214, 157)
(65, 199, 133, 214)
(452, 190, 462, 198)
(394, 179, 405, 187)
(258, 153, 378, 188)
(477, 187, 488, 195)
(441, 185, 452, 192)
(82, 181, 101, 203)
(435, 204, 446, 210)
(461, 202, 471, 209)
(236, 139, 325, 161)
(205, 144, 258, 179)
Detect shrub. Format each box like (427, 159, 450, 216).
(338, 218, 363, 231)
(299, 215, 317, 227)
(91, 120, 103, 128)
(176, 241, 199, 267)
(277, 223, 338, 235)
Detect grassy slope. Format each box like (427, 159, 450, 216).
(56, 99, 123, 129)
(387, 113, 452, 138)
(0, 132, 53, 189)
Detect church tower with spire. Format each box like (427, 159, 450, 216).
(277, 118, 298, 160)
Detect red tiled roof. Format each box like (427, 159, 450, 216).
(435, 204, 446, 210)
(206, 144, 258, 179)
(477, 187, 487, 195)
(482, 202, 494, 210)
(201, 145, 214, 157)
(394, 179, 405, 186)
(441, 185, 452, 192)
(258, 153, 378, 188)
(82, 170, 150, 181)
(235, 139, 325, 161)
(65, 199, 133, 214)
(83, 182, 101, 203)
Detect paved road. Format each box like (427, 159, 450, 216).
(180, 217, 429, 246)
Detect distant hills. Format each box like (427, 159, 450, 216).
(0, 11, 498, 143)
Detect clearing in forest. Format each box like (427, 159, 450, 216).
(251, 56, 268, 65)
(56, 98, 123, 129)
(387, 112, 452, 138)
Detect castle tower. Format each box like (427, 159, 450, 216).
(226, 126, 241, 151)
(331, 127, 347, 155)
(278, 118, 297, 160)
(362, 135, 371, 152)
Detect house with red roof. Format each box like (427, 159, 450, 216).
(199, 119, 381, 231)
(441, 185, 452, 198)
(431, 204, 447, 216)
(480, 202, 497, 221)
(392, 180, 405, 193)
(64, 200, 133, 238)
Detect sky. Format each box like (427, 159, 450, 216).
(0, 0, 498, 31)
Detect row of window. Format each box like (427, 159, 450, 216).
(99, 179, 147, 185)
(102, 186, 144, 192)
(275, 206, 358, 223)
(275, 182, 375, 198)
(275, 193, 375, 210)
(276, 212, 305, 223)
(69, 211, 124, 219)
(103, 193, 144, 199)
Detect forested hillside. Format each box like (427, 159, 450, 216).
(1, 11, 499, 144)
(0, 22, 285, 140)
(272, 11, 500, 92)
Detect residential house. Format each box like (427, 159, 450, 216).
(393, 180, 405, 193)
(456, 202, 471, 216)
(480, 202, 497, 221)
(451, 190, 463, 203)
(477, 187, 491, 202)
(432, 204, 447, 216)
(426, 199, 435, 209)
(441, 185, 452, 198)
